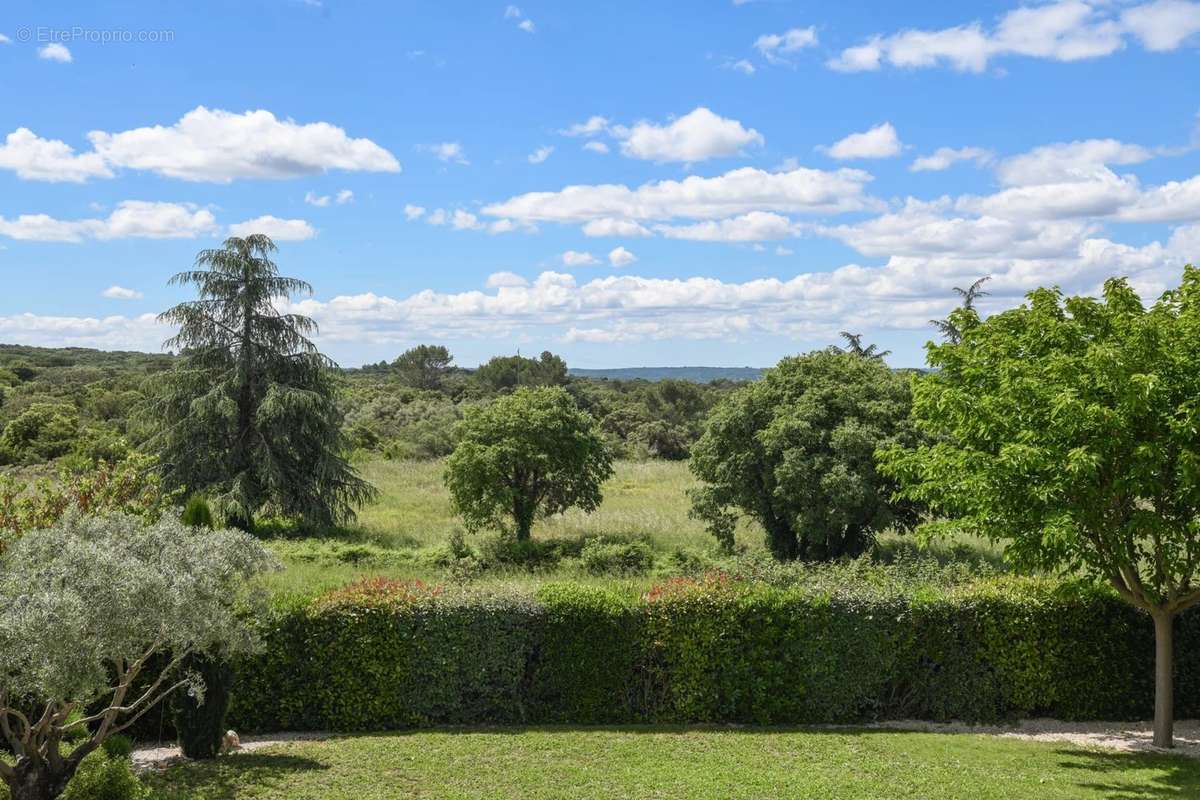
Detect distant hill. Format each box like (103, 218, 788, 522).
(569, 366, 764, 383)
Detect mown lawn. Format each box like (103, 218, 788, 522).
(145, 727, 1200, 799)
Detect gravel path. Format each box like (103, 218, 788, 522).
(132, 719, 1200, 770)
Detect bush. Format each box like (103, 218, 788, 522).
(180, 495, 214, 529)
(579, 539, 655, 576)
(171, 653, 233, 759)
(59, 753, 147, 800)
(226, 572, 1200, 732)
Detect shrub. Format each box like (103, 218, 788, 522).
(579, 539, 655, 576)
(226, 572, 1200, 732)
(180, 495, 214, 528)
(59, 753, 148, 800)
(171, 654, 233, 759)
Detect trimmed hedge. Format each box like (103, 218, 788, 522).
(227, 575, 1200, 732)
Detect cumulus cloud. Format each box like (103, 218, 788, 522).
(827, 0, 1200, 73)
(483, 164, 875, 225)
(910, 146, 994, 172)
(505, 5, 536, 33)
(87, 107, 400, 182)
(616, 107, 764, 162)
(101, 285, 143, 300)
(581, 218, 653, 238)
(0, 201, 217, 242)
(562, 250, 598, 266)
(404, 204, 426, 220)
(38, 43, 72, 63)
(0, 128, 112, 182)
(228, 215, 316, 241)
(608, 246, 637, 267)
(723, 59, 756, 75)
(995, 138, 1155, 186)
(655, 211, 798, 242)
(754, 26, 818, 64)
(583, 141, 610, 154)
(561, 116, 610, 137)
(486, 271, 528, 288)
(821, 123, 902, 160)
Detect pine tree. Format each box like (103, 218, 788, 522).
(147, 235, 376, 529)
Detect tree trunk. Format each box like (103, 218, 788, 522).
(8, 762, 73, 800)
(1153, 610, 1175, 748)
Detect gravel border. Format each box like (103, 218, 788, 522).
(132, 719, 1200, 770)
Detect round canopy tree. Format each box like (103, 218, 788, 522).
(0, 513, 276, 800)
(689, 349, 922, 560)
(148, 234, 376, 529)
(444, 386, 613, 540)
(880, 267, 1200, 748)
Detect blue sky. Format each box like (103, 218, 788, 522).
(1, 0, 1199, 368)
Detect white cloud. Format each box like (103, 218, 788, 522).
(38, 43, 72, 63)
(484, 164, 875, 224)
(581, 218, 653, 238)
(609, 245, 638, 267)
(452, 209, 484, 230)
(88, 106, 400, 182)
(822, 123, 902, 160)
(1121, 0, 1200, 51)
(422, 141, 469, 165)
(617, 107, 764, 162)
(827, 0, 1200, 73)
(562, 250, 598, 266)
(528, 145, 554, 164)
(754, 26, 818, 64)
(504, 5, 522, 18)
(506, 5, 536, 33)
(0, 33, 11, 44)
(335, 189, 354, 204)
(583, 141, 610, 154)
(0, 201, 218, 242)
(486, 271, 528, 288)
(304, 190, 331, 207)
(995, 138, 1154, 186)
(101, 285, 143, 300)
(724, 59, 756, 75)
(404, 204, 426, 220)
(775, 245, 794, 256)
(608, 246, 637, 267)
(519, 19, 536, 33)
(228, 215, 316, 241)
(0, 128, 112, 182)
(655, 211, 798, 242)
(910, 146, 994, 172)
(561, 116, 610, 137)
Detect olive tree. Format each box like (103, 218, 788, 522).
(879, 267, 1200, 748)
(444, 386, 613, 540)
(0, 513, 277, 800)
(689, 349, 922, 560)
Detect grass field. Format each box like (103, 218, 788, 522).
(144, 727, 1200, 799)
(260, 458, 1005, 595)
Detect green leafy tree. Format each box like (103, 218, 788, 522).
(147, 235, 376, 530)
(0, 513, 277, 800)
(444, 386, 613, 540)
(0, 403, 79, 462)
(690, 349, 921, 560)
(473, 351, 568, 393)
(879, 267, 1200, 748)
(392, 344, 454, 391)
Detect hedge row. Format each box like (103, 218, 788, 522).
(227, 575, 1200, 732)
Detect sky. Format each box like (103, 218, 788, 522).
(1, 1, 1199, 369)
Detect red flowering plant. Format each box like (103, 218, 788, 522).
(313, 576, 444, 613)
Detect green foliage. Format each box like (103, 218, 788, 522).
(0, 454, 174, 552)
(579, 539, 655, 576)
(171, 654, 233, 760)
(180, 495, 214, 529)
(0, 402, 79, 463)
(227, 572, 1200, 732)
(689, 349, 922, 560)
(473, 351, 568, 393)
(392, 345, 454, 391)
(445, 386, 614, 540)
(881, 267, 1200, 613)
(147, 235, 377, 529)
(57, 752, 147, 800)
(0, 513, 277, 798)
